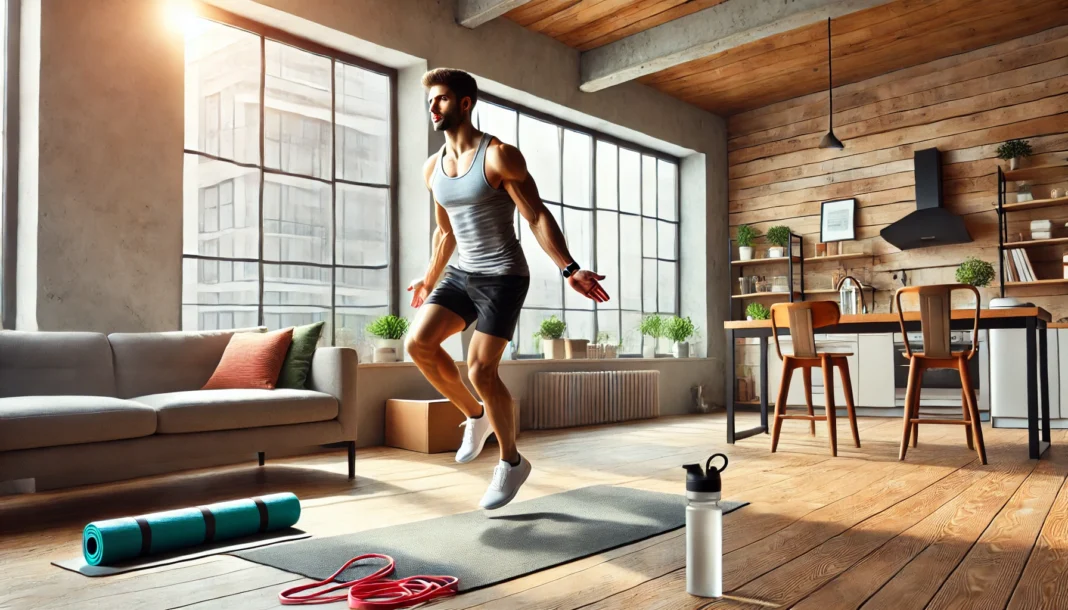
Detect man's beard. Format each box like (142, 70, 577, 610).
(434, 110, 461, 131)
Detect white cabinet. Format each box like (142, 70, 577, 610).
(858, 333, 896, 407)
(766, 334, 859, 408)
(990, 328, 1061, 424)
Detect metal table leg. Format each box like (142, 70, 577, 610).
(727, 328, 736, 444)
(1040, 321, 1052, 448)
(1026, 317, 1050, 459)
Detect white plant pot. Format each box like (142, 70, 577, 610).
(738, 246, 753, 261)
(643, 342, 656, 359)
(768, 246, 785, 258)
(543, 338, 565, 360)
(373, 338, 403, 363)
(1009, 157, 1020, 170)
(674, 342, 690, 358)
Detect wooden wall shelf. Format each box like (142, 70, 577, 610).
(1000, 197, 1068, 213)
(1005, 237, 1068, 248)
(1003, 162, 1068, 182)
(802, 252, 870, 264)
(732, 291, 800, 300)
(731, 256, 800, 266)
(1005, 278, 1068, 287)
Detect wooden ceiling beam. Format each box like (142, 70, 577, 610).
(458, 0, 536, 28)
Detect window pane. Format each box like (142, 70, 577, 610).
(658, 160, 677, 221)
(643, 218, 657, 258)
(336, 267, 389, 307)
(518, 115, 561, 203)
(336, 184, 389, 266)
(563, 208, 593, 310)
(658, 221, 676, 260)
(263, 174, 331, 264)
(596, 310, 620, 346)
(595, 211, 619, 307)
(263, 264, 332, 336)
(336, 62, 391, 184)
(336, 306, 389, 353)
(185, 19, 260, 164)
(183, 155, 259, 258)
(659, 261, 677, 313)
(182, 258, 259, 331)
(474, 102, 517, 146)
(567, 311, 595, 343)
(562, 130, 591, 208)
(521, 204, 563, 308)
(519, 309, 562, 356)
(642, 155, 657, 216)
(595, 141, 617, 210)
(264, 41, 331, 180)
(619, 149, 640, 213)
(621, 311, 642, 356)
(620, 215, 641, 310)
(643, 259, 657, 312)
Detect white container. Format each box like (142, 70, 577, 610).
(768, 247, 785, 258)
(738, 246, 753, 261)
(1063, 254, 1068, 279)
(543, 338, 565, 360)
(674, 342, 690, 358)
(684, 454, 728, 598)
(643, 342, 656, 358)
(1031, 219, 1052, 231)
(373, 339, 403, 363)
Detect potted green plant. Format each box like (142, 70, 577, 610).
(534, 315, 566, 359)
(639, 314, 664, 358)
(665, 316, 697, 358)
(745, 302, 770, 321)
(736, 224, 758, 261)
(956, 257, 995, 307)
(765, 225, 791, 258)
(366, 314, 410, 363)
(996, 138, 1033, 171)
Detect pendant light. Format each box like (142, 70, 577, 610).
(819, 17, 844, 150)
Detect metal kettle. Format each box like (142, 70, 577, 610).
(834, 275, 868, 315)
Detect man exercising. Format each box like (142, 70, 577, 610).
(406, 68, 609, 510)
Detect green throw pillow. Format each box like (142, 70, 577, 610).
(276, 321, 326, 389)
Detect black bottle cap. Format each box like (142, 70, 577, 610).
(682, 454, 728, 493)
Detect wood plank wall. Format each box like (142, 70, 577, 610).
(727, 25, 1068, 321)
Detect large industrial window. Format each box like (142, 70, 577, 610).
(0, 0, 13, 330)
(182, 10, 396, 347)
(473, 96, 680, 356)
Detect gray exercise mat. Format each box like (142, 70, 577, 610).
(232, 485, 746, 592)
(53, 528, 310, 577)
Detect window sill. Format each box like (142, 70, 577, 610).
(357, 357, 710, 368)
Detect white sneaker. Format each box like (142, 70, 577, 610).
(456, 412, 493, 464)
(479, 456, 531, 510)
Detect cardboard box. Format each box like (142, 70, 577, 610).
(385, 399, 521, 454)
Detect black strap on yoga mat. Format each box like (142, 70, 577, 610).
(253, 497, 269, 533)
(135, 517, 152, 556)
(199, 507, 216, 543)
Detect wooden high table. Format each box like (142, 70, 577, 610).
(724, 307, 1054, 460)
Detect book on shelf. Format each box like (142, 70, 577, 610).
(1003, 249, 1017, 282)
(1030, 219, 1053, 231)
(1008, 248, 1037, 282)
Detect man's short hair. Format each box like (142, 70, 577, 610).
(421, 68, 478, 108)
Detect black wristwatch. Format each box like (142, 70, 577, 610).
(562, 262, 581, 278)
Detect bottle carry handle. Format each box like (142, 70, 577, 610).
(705, 453, 728, 474)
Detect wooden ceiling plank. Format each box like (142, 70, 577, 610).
(528, 0, 629, 37)
(504, 0, 579, 26)
(560, 0, 689, 50)
(575, 0, 730, 51)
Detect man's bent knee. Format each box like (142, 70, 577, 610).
(406, 334, 438, 361)
(467, 360, 499, 390)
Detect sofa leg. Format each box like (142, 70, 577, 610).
(348, 441, 356, 480)
(258, 452, 265, 467)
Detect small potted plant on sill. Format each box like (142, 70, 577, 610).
(665, 316, 697, 358)
(766, 225, 791, 258)
(956, 256, 995, 307)
(639, 314, 664, 358)
(737, 224, 758, 261)
(366, 314, 410, 363)
(535, 315, 566, 360)
(745, 302, 770, 322)
(996, 138, 1033, 171)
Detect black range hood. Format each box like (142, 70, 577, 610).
(880, 148, 972, 251)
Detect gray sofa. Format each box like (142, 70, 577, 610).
(0, 329, 358, 490)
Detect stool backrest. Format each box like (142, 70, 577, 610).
(894, 284, 980, 359)
(769, 301, 841, 360)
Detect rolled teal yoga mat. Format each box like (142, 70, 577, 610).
(82, 492, 300, 566)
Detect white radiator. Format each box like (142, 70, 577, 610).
(525, 371, 660, 430)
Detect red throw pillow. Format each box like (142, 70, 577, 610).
(202, 328, 294, 390)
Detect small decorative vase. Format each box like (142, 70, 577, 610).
(373, 339, 403, 363)
(543, 339, 565, 360)
(739, 246, 753, 261)
(642, 342, 656, 358)
(768, 247, 785, 258)
(674, 342, 690, 358)
(1052, 188, 1063, 199)
(1009, 157, 1020, 171)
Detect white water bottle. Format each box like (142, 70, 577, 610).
(683, 453, 728, 598)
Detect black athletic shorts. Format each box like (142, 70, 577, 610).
(425, 266, 530, 340)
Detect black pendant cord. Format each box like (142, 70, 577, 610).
(827, 17, 833, 130)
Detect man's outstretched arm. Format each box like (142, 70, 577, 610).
(409, 157, 457, 307)
(492, 142, 609, 303)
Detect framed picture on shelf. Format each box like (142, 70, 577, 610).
(820, 198, 856, 243)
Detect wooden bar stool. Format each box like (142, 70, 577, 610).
(769, 301, 860, 456)
(895, 285, 987, 465)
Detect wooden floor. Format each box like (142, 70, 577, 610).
(2, 412, 1068, 609)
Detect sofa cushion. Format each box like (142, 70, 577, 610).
(0, 396, 157, 451)
(0, 331, 116, 398)
(202, 328, 294, 390)
(136, 389, 338, 434)
(277, 321, 326, 389)
(108, 327, 266, 398)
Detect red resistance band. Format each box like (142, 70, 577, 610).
(278, 554, 459, 609)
